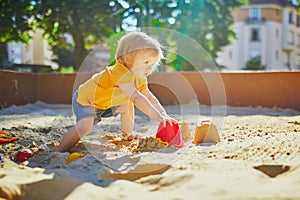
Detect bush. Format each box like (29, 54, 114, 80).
(243, 56, 266, 70)
(59, 66, 75, 73)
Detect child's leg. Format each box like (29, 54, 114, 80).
(116, 102, 134, 136)
(56, 117, 94, 152)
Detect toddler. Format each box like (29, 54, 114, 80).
(57, 31, 177, 152)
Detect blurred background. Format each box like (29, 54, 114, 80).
(0, 0, 299, 73)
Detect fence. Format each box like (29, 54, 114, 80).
(1, 70, 299, 111)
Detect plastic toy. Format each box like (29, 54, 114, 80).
(156, 121, 183, 147)
(193, 120, 220, 144)
(66, 152, 85, 164)
(16, 149, 34, 162)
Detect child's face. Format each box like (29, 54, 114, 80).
(130, 50, 159, 78)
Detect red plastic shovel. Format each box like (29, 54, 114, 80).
(156, 121, 183, 148)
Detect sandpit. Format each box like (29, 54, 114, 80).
(0, 101, 300, 200)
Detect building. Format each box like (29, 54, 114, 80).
(5, 31, 111, 73)
(7, 30, 58, 72)
(219, 0, 300, 71)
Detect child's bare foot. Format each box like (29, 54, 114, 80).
(69, 141, 84, 152)
(56, 141, 83, 152)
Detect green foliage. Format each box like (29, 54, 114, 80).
(124, 0, 248, 71)
(59, 66, 75, 73)
(109, 31, 126, 65)
(124, 0, 176, 28)
(34, 1, 121, 45)
(170, 0, 248, 70)
(33, 0, 123, 69)
(243, 56, 266, 70)
(0, 0, 37, 43)
(1, 0, 248, 72)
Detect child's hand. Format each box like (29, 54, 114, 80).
(159, 112, 178, 127)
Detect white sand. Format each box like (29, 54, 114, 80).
(0, 101, 300, 199)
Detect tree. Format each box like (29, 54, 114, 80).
(34, 0, 123, 69)
(171, 0, 247, 70)
(0, 0, 123, 69)
(1, 0, 247, 71)
(123, 0, 176, 28)
(0, 0, 37, 43)
(0, 0, 37, 66)
(121, 0, 248, 71)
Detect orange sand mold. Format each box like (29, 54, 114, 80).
(180, 122, 191, 143)
(192, 120, 221, 144)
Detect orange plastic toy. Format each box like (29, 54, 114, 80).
(192, 120, 220, 144)
(0, 131, 19, 144)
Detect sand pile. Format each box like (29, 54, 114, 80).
(0, 101, 300, 199)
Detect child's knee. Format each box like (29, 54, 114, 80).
(76, 118, 94, 135)
(75, 126, 91, 135)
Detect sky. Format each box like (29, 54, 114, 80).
(292, 0, 299, 5)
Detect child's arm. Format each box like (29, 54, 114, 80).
(141, 88, 177, 124)
(119, 84, 176, 125)
(140, 88, 167, 115)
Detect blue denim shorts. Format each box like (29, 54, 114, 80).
(72, 91, 118, 123)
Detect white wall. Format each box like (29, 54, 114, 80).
(7, 30, 58, 70)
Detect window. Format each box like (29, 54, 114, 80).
(288, 31, 294, 44)
(276, 29, 279, 38)
(229, 51, 233, 59)
(250, 28, 260, 42)
(289, 11, 294, 24)
(297, 15, 300, 27)
(250, 8, 260, 19)
(276, 50, 279, 60)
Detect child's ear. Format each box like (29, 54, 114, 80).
(122, 53, 134, 68)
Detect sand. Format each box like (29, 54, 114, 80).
(0, 101, 300, 200)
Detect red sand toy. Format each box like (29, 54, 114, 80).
(156, 122, 183, 148)
(16, 149, 34, 162)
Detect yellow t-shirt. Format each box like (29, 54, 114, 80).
(77, 62, 147, 109)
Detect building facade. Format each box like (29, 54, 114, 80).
(219, 0, 300, 71)
(7, 30, 58, 71)
(5, 31, 110, 72)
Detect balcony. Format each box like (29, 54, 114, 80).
(245, 17, 266, 24)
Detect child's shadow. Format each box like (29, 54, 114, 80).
(81, 141, 173, 186)
(82, 140, 178, 171)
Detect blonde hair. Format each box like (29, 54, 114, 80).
(115, 31, 164, 67)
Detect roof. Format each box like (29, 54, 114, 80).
(249, 0, 298, 7)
